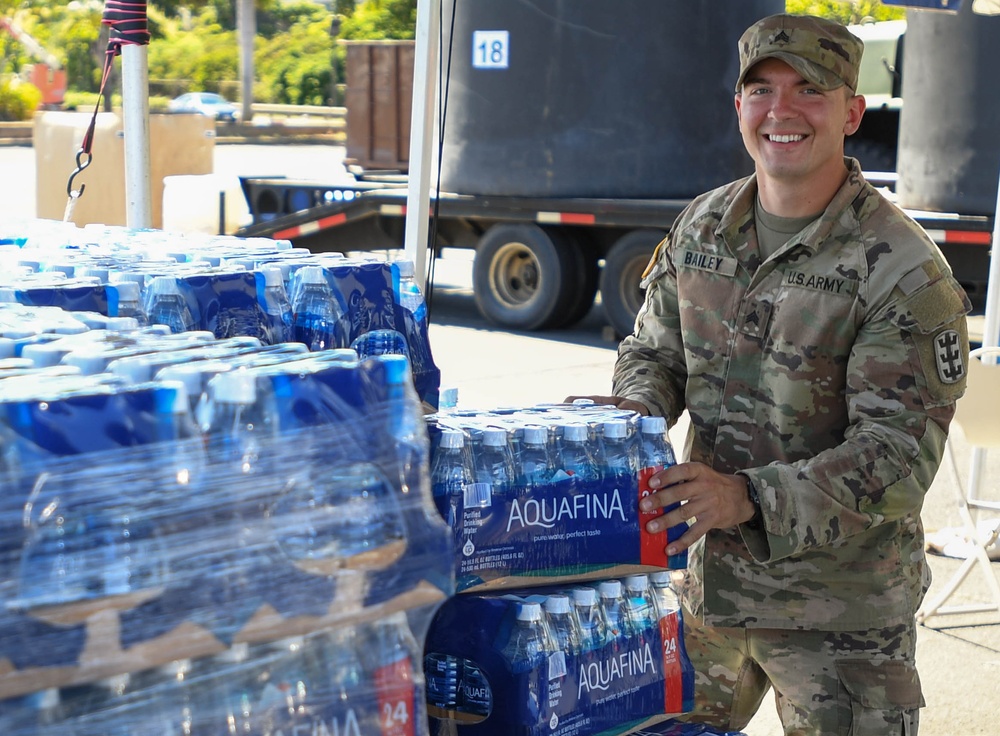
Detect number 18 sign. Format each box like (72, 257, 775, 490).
(472, 30, 510, 69)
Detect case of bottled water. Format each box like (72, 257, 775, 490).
(425, 403, 681, 592)
(423, 575, 694, 736)
(0, 219, 440, 408)
(0, 293, 453, 734)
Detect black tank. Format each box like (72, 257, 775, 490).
(896, 4, 1000, 216)
(438, 0, 784, 199)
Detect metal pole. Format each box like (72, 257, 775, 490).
(237, 0, 256, 124)
(121, 43, 152, 229)
(403, 0, 440, 288)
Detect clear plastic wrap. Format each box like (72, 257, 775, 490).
(0, 325, 453, 733)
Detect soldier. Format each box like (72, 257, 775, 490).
(571, 14, 970, 735)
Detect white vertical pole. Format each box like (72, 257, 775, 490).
(980, 166, 1000, 351)
(967, 166, 1000, 504)
(403, 0, 440, 288)
(121, 44, 152, 229)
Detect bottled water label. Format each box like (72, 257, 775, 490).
(639, 465, 672, 570)
(459, 661, 493, 719)
(656, 600, 688, 716)
(547, 650, 568, 680)
(465, 481, 493, 509)
(373, 655, 418, 736)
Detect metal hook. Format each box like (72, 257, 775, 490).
(66, 149, 92, 199)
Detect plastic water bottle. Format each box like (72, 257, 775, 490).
(640, 416, 677, 467)
(557, 422, 600, 483)
(373, 353, 431, 506)
(203, 370, 276, 475)
(425, 653, 461, 710)
(600, 418, 638, 489)
(430, 429, 476, 526)
(291, 265, 345, 351)
(472, 427, 516, 504)
(640, 415, 687, 569)
(108, 280, 147, 326)
(253, 635, 336, 731)
(502, 601, 555, 674)
(271, 460, 406, 568)
(350, 328, 409, 359)
(649, 569, 681, 619)
(367, 613, 422, 736)
(187, 643, 256, 733)
(518, 424, 554, 490)
(571, 586, 609, 652)
(145, 275, 197, 334)
(42, 672, 180, 736)
(153, 380, 206, 494)
(0, 689, 61, 732)
(15, 472, 169, 610)
(459, 659, 492, 718)
(197, 372, 280, 637)
(259, 264, 294, 344)
(544, 593, 583, 656)
(623, 574, 658, 634)
(598, 579, 634, 641)
(323, 626, 378, 734)
(396, 259, 427, 324)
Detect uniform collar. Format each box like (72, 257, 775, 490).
(717, 157, 868, 255)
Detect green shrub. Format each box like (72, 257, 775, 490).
(0, 78, 43, 121)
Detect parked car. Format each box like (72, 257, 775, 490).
(168, 92, 239, 122)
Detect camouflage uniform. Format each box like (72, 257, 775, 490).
(613, 158, 970, 733)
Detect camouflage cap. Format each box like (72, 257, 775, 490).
(736, 14, 864, 92)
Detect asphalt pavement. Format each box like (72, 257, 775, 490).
(2, 143, 999, 735)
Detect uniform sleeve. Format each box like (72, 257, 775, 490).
(612, 236, 688, 425)
(742, 266, 971, 563)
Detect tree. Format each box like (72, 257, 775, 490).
(785, 0, 906, 23)
(339, 0, 416, 40)
(255, 18, 336, 105)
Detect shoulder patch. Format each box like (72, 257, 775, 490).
(641, 237, 668, 281)
(934, 329, 965, 385)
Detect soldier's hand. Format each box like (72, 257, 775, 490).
(562, 395, 651, 416)
(640, 462, 758, 556)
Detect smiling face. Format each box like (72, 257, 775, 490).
(735, 57, 865, 208)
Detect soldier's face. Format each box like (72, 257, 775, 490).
(735, 58, 865, 188)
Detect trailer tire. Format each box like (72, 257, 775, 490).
(600, 229, 665, 339)
(550, 233, 600, 329)
(473, 223, 577, 331)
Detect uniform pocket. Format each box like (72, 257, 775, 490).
(836, 659, 923, 736)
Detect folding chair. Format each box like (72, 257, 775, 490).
(918, 346, 1000, 625)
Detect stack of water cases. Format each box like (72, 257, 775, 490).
(422, 404, 696, 736)
(0, 217, 440, 408)
(0, 289, 453, 729)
